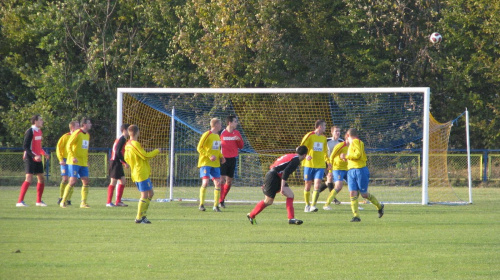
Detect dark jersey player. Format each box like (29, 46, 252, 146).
(106, 124, 130, 207)
(247, 146, 308, 225)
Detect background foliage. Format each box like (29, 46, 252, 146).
(1, 0, 498, 148)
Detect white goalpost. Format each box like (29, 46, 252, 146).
(116, 87, 472, 205)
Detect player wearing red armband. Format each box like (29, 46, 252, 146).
(246, 146, 308, 225)
(219, 115, 244, 208)
(16, 114, 50, 207)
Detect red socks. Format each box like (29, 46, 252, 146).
(36, 183, 44, 203)
(115, 184, 125, 204)
(18, 181, 30, 203)
(107, 184, 115, 204)
(220, 184, 231, 203)
(250, 200, 267, 218)
(286, 198, 295, 219)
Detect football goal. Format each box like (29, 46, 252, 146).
(116, 88, 472, 205)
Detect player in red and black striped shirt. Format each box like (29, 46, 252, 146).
(106, 124, 130, 207)
(16, 114, 50, 207)
(246, 146, 308, 225)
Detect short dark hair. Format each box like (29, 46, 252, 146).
(128, 124, 139, 137)
(347, 128, 359, 137)
(315, 119, 325, 128)
(226, 115, 237, 124)
(296, 145, 308, 156)
(30, 114, 41, 124)
(121, 123, 130, 132)
(80, 117, 90, 126)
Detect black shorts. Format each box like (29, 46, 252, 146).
(109, 160, 125, 179)
(24, 157, 44, 174)
(262, 170, 281, 199)
(220, 157, 237, 178)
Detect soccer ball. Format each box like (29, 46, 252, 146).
(429, 32, 442, 43)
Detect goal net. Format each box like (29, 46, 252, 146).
(117, 88, 469, 205)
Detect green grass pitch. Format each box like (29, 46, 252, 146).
(0, 186, 499, 279)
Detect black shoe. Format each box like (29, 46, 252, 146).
(220, 201, 226, 208)
(378, 204, 385, 218)
(247, 213, 256, 225)
(199, 204, 206, 211)
(350, 216, 361, 222)
(213, 206, 222, 212)
(135, 216, 151, 224)
(333, 198, 341, 205)
(288, 218, 303, 225)
(67, 200, 72, 206)
(57, 198, 62, 205)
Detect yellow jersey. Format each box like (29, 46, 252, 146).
(66, 129, 90, 167)
(124, 140, 159, 183)
(346, 138, 367, 169)
(329, 141, 348, 171)
(197, 131, 223, 168)
(300, 131, 330, 168)
(56, 132, 71, 162)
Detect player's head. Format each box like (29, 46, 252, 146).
(331, 126, 341, 139)
(31, 114, 43, 127)
(226, 115, 238, 128)
(346, 128, 359, 141)
(80, 117, 92, 131)
(121, 123, 130, 136)
(315, 119, 326, 134)
(128, 125, 139, 138)
(69, 120, 80, 132)
(296, 145, 308, 157)
(210, 118, 221, 130)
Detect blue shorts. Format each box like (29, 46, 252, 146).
(303, 167, 325, 181)
(333, 170, 348, 182)
(60, 159, 69, 176)
(200, 166, 221, 179)
(68, 165, 89, 178)
(135, 178, 153, 192)
(347, 167, 370, 193)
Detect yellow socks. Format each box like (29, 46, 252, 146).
(325, 189, 338, 206)
(67, 185, 74, 200)
(366, 193, 382, 209)
(214, 189, 221, 207)
(304, 190, 311, 206)
(61, 185, 73, 204)
(311, 190, 319, 206)
(350, 196, 359, 217)
(199, 187, 207, 206)
(136, 199, 148, 220)
(81, 186, 89, 204)
(59, 181, 66, 198)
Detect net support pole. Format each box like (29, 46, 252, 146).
(116, 90, 123, 139)
(466, 108, 473, 203)
(422, 88, 430, 205)
(168, 107, 175, 202)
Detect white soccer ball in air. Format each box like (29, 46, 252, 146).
(429, 32, 442, 43)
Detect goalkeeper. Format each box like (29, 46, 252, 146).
(124, 125, 159, 224)
(323, 135, 349, 210)
(247, 146, 308, 225)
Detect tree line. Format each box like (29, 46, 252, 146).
(0, 0, 498, 149)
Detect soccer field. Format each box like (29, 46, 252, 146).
(1, 186, 499, 279)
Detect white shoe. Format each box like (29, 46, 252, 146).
(106, 203, 116, 207)
(323, 205, 332, 210)
(36, 201, 47, 207)
(359, 206, 364, 211)
(310, 206, 318, 212)
(16, 201, 28, 207)
(304, 205, 310, 212)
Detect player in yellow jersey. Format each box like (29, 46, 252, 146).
(124, 125, 159, 224)
(323, 136, 349, 210)
(60, 117, 92, 208)
(197, 118, 226, 212)
(300, 119, 331, 212)
(340, 128, 384, 222)
(56, 120, 79, 206)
